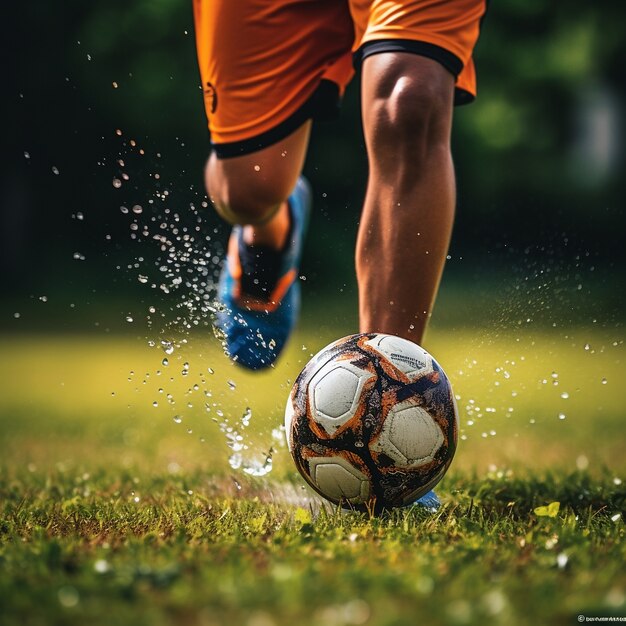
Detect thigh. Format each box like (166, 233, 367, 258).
(194, 0, 354, 156)
(351, 0, 486, 105)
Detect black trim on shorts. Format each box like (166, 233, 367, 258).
(353, 39, 474, 107)
(212, 80, 340, 159)
(354, 39, 464, 78)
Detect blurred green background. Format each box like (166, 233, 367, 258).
(4, 0, 625, 310)
(2, 0, 625, 475)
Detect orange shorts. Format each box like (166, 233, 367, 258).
(194, 0, 487, 158)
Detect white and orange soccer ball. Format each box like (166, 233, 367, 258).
(284, 333, 459, 512)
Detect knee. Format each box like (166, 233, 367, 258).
(366, 61, 454, 169)
(380, 77, 449, 144)
(205, 156, 291, 225)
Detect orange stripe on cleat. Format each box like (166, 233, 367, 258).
(239, 268, 297, 313)
(270, 268, 297, 308)
(227, 233, 242, 300)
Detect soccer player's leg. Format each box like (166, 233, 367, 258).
(194, 0, 353, 369)
(353, 0, 486, 507)
(357, 54, 457, 511)
(206, 126, 313, 370)
(356, 52, 456, 344)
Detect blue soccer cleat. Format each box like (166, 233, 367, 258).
(413, 490, 440, 511)
(215, 177, 311, 370)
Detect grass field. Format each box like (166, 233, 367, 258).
(0, 322, 624, 625)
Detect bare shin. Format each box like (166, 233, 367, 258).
(357, 54, 456, 344)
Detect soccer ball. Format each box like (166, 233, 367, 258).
(284, 333, 458, 511)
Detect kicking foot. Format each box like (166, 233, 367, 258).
(215, 177, 311, 370)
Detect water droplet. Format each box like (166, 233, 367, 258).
(39, 295, 48, 302)
(75, 212, 84, 220)
(601, 378, 607, 385)
(73, 252, 85, 261)
(611, 513, 621, 523)
(229, 453, 242, 469)
(162, 358, 169, 366)
(125, 315, 133, 323)
(558, 413, 566, 420)
(52, 166, 60, 175)
(132, 204, 143, 214)
(138, 275, 148, 284)
(173, 415, 182, 424)
(112, 178, 122, 188)
(161, 340, 174, 355)
(227, 379, 236, 391)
